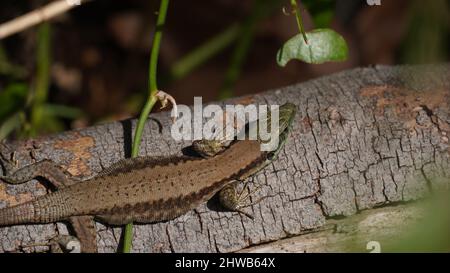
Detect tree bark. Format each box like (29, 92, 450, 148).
(1, 64, 449, 253)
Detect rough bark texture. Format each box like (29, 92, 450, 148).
(0, 64, 449, 253)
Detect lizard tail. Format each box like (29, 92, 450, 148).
(0, 201, 36, 226)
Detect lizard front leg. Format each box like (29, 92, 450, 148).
(191, 106, 294, 218)
(0, 153, 97, 253)
(218, 181, 263, 219)
(192, 140, 263, 218)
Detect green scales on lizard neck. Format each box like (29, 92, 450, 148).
(0, 103, 297, 252)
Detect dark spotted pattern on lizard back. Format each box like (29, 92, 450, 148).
(95, 146, 269, 225)
(0, 140, 268, 226)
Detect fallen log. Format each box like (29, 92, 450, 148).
(1, 64, 449, 252)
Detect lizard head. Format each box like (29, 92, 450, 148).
(277, 102, 297, 136)
(253, 102, 297, 154)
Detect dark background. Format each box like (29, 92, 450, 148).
(0, 0, 449, 135)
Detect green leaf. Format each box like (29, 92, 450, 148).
(42, 103, 83, 119)
(0, 83, 28, 122)
(0, 44, 26, 78)
(0, 112, 24, 140)
(311, 10, 333, 28)
(276, 28, 348, 66)
(302, 0, 335, 28)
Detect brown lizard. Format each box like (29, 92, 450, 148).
(0, 103, 296, 253)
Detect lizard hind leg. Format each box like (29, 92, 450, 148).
(0, 158, 76, 189)
(0, 155, 98, 252)
(68, 216, 98, 253)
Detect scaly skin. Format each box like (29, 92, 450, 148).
(0, 103, 296, 251)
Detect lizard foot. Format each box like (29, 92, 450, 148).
(219, 181, 263, 220)
(0, 143, 18, 178)
(20, 235, 81, 253)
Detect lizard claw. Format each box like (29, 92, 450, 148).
(235, 208, 254, 220)
(19, 235, 81, 253)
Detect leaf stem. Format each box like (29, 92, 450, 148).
(290, 0, 308, 44)
(29, 22, 51, 137)
(122, 0, 170, 253)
